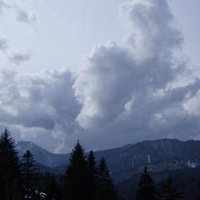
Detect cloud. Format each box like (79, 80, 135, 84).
(0, 67, 82, 152)
(120, 0, 183, 60)
(72, 0, 200, 147)
(0, 0, 200, 153)
(0, 0, 37, 25)
(0, 1, 7, 15)
(16, 10, 37, 24)
(0, 37, 8, 51)
(74, 0, 184, 129)
(0, 68, 80, 132)
(9, 50, 31, 65)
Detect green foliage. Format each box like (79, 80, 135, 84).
(0, 128, 21, 200)
(136, 164, 157, 200)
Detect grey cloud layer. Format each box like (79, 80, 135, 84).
(0, 0, 37, 24)
(0, 1, 7, 15)
(16, 10, 37, 24)
(0, 37, 8, 51)
(0, 69, 80, 131)
(9, 51, 31, 65)
(0, 0, 200, 152)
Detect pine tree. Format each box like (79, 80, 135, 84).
(0, 128, 21, 200)
(160, 176, 184, 200)
(21, 150, 38, 199)
(87, 151, 97, 180)
(94, 157, 117, 200)
(136, 164, 157, 200)
(65, 140, 89, 200)
(45, 174, 62, 200)
(87, 151, 98, 200)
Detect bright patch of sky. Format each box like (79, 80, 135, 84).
(0, 0, 199, 73)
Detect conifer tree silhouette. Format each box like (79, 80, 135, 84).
(160, 175, 184, 200)
(94, 157, 117, 200)
(65, 140, 89, 200)
(21, 150, 38, 199)
(0, 128, 21, 200)
(87, 151, 98, 200)
(136, 164, 157, 200)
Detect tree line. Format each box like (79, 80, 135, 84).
(133, 164, 185, 200)
(1, 128, 200, 200)
(0, 129, 117, 200)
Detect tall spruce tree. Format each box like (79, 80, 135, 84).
(160, 176, 184, 200)
(0, 128, 21, 200)
(21, 150, 38, 199)
(94, 157, 117, 200)
(87, 151, 98, 200)
(65, 140, 89, 200)
(136, 164, 157, 200)
(45, 174, 62, 200)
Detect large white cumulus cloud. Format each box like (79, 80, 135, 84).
(121, 0, 183, 60)
(74, 0, 182, 127)
(73, 0, 200, 144)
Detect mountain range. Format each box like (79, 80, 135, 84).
(16, 138, 200, 199)
(16, 138, 200, 181)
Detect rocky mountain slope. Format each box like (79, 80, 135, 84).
(96, 139, 200, 182)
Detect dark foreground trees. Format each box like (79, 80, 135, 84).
(160, 176, 184, 200)
(65, 140, 89, 200)
(136, 165, 157, 200)
(0, 129, 118, 200)
(94, 157, 117, 200)
(0, 129, 43, 200)
(136, 165, 186, 200)
(65, 141, 118, 200)
(21, 150, 39, 199)
(0, 128, 21, 200)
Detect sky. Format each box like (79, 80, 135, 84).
(0, 0, 200, 153)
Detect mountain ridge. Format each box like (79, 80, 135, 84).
(15, 138, 200, 200)
(16, 138, 200, 183)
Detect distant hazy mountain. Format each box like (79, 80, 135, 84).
(16, 141, 69, 168)
(16, 139, 200, 183)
